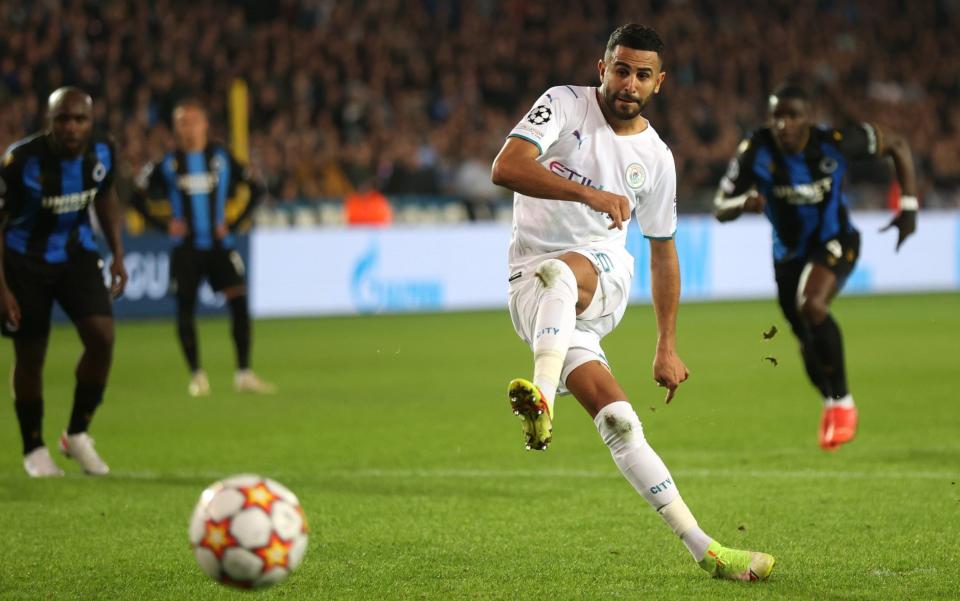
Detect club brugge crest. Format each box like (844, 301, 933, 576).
(625, 163, 646, 189)
(92, 161, 107, 183)
(526, 105, 552, 125)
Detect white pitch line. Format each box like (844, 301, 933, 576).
(2, 466, 955, 483)
(322, 467, 959, 481)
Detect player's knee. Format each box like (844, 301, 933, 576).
(594, 401, 645, 453)
(535, 259, 577, 299)
(86, 326, 115, 356)
(798, 297, 828, 325)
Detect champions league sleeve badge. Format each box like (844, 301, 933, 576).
(526, 105, 552, 125)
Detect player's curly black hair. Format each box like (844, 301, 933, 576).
(605, 23, 664, 61)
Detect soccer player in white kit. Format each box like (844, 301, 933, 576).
(491, 24, 775, 581)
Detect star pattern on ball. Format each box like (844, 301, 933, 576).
(526, 105, 552, 125)
(199, 517, 237, 560)
(254, 533, 293, 570)
(238, 481, 280, 512)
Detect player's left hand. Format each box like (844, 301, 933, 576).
(215, 223, 229, 240)
(880, 210, 916, 252)
(109, 257, 128, 298)
(653, 349, 690, 404)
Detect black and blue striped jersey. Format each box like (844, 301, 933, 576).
(140, 143, 248, 250)
(718, 123, 882, 262)
(0, 133, 115, 264)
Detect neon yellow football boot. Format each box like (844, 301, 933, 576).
(507, 378, 553, 451)
(698, 541, 776, 581)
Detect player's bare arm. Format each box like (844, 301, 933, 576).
(877, 127, 919, 251)
(0, 171, 19, 328)
(0, 235, 20, 330)
(491, 137, 631, 229)
(649, 237, 689, 403)
(94, 183, 127, 297)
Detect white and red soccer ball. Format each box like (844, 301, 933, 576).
(189, 474, 308, 588)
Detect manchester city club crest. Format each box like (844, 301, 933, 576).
(819, 156, 838, 174)
(526, 105, 552, 125)
(625, 162, 646, 189)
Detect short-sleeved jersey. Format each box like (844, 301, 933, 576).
(718, 123, 882, 262)
(0, 133, 115, 264)
(506, 85, 678, 274)
(139, 143, 244, 250)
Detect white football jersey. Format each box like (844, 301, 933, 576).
(507, 85, 677, 273)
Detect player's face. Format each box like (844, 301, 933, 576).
(49, 99, 92, 157)
(174, 106, 209, 150)
(598, 46, 665, 121)
(769, 97, 811, 154)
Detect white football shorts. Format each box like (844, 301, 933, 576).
(507, 247, 632, 394)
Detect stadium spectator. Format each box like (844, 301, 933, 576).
(0, 0, 956, 217)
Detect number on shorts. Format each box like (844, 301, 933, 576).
(592, 252, 613, 273)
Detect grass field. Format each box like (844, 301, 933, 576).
(0, 292, 958, 600)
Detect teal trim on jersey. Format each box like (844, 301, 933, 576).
(643, 233, 676, 240)
(507, 133, 543, 155)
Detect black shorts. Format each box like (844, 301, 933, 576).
(170, 246, 246, 298)
(808, 230, 860, 283)
(774, 230, 860, 338)
(2, 250, 113, 339)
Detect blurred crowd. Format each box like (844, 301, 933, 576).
(1, 0, 958, 218)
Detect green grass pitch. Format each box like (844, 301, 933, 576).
(1, 293, 958, 600)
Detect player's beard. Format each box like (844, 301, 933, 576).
(603, 89, 647, 121)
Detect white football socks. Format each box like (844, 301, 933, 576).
(824, 393, 855, 408)
(595, 401, 713, 561)
(532, 259, 577, 413)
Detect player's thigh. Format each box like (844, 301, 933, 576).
(555, 252, 599, 314)
(807, 230, 860, 301)
(565, 360, 628, 419)
(170, 246, 202, 299)
(2, 253, 56, 339)
(53, 251, 113, 326)
(207, 248, 247, 295)
(570, 248, 630, 323)
(774, 259, 805, 337)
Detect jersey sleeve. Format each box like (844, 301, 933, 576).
(635, 149, 678, 240)
(831, 123, 883, 160)
(506, 86, 572, 156)
(718, 136, 758, 198)
(99, 139, 117, 189)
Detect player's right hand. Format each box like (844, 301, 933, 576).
(0, 287, 20, 331)
(583, 189, 631, 230)
(743, 191, 766, 213)
(168, 218, 187, 237)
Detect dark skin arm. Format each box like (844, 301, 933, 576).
(0, 232, 21, 329)
(491, 137, 632, 230)
(877, 129, 918, 251)
(94, 184, 128, 297)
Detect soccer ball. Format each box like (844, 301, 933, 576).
(189, 474, 309, 588)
